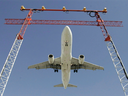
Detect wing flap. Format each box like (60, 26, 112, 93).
(71, 57, 104, 70)
(83, 61, 104, 70)
(28, 61, 48, 69)
(28, 57, 61, 70)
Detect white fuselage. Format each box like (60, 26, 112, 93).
(61, 26, 72, 89)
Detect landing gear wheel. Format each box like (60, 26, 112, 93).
(54, 69, 58, 72)
(74, 70, 78, 73)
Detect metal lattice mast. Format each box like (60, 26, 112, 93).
(0, 10, 33, 96)
(107, 40, 128, 96)
(1, 6, 126, 96)
(95, 12, 128, 96)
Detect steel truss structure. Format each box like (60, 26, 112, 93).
(5, 19, 122, 27)
(0, 6, 128, 96)
(107, 40, 128, 96)
(96, 12, 128, 96)
(0, 38, 23, 96)
(0, 10, 33, 96)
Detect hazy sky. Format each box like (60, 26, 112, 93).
(0, 0, 128, 96)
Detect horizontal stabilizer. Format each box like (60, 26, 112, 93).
(54, 84, 63, 87)
(67, 84, 77, 87)
(54, 83, 77, 87)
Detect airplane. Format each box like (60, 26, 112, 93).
(28, 26, 104, 89)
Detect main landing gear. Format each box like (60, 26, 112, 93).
(54, 69, 58, 72)
(74, 70, 78, 73)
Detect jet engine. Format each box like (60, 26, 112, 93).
(78, 55, 85, 64)
(48, 54, 54, 64)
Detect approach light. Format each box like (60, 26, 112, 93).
(83, 7, 86, 11)
(21, 5, 25, 10)
(42, 6, 46, 10)
(103, 7, 107, 12)
(62, 6, 66, 10)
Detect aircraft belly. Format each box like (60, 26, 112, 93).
(62, 69, 70, 88)
(61, 51, 71, 88)
(61, 55, 71, 69)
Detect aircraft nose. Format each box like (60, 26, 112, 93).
(62, 26, 72, 36)
(65, 26, 70, 29)
(63, 26, 70, 33)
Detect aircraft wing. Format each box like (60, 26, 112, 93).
(28, 57, 61, 70)
(71, 57, 104, 70)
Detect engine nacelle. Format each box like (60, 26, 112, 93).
(78, 55, 85, 64)
(48, 54, 54, 64)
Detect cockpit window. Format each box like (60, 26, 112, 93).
(65, 41, 68, 46)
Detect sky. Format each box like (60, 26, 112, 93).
(0, 0, 128, 96)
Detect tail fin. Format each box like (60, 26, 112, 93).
(54, 83, 77, 88)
